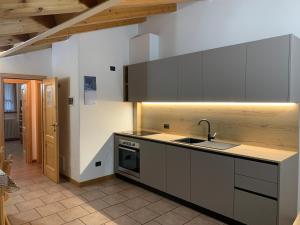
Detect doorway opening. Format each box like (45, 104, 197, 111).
(3, 79, 43, 179)
(0, 75, 60, 183)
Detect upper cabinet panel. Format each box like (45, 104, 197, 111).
(147, 57, 179, 101)
(128, 62, 147, 102)
(246, 35, 290, 102)
(178, 52, 203, 101)
(203, 45, 246, 101)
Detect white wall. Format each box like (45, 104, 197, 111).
(0, 49, 52, 76)
(52, 36, 81, 181)
(139, 0, 300, 58)
(78, 26, 137, 182)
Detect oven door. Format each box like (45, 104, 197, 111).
(118, 146, 140, 177)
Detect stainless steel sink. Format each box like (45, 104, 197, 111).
(173, 137, 206, 144)
(194, 141, 239, 150)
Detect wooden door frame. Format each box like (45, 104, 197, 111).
(0, 73, 47, 165)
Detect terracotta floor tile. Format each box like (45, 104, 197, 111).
(40, 192, 67, 204)
(35, 202, 66, 217)
(119, 187, 145, 199)
(146, 200, 178, 215)
(141, 192, 162, 203)
(60, 196, 87, 208)
(81, 189, 106, 201)
(5, 195, 25, 206)
(172, 206, 200, 220)
(80, 211, 111, 225)
(58, 206, 89, 222)
(103, 193, 128, 205)
(8, 209, 41, 225)
(5, 205, 19, 215)
(64, 219, 86, 225)
(21, 190, 48, 200)
(81, 198, 110, 213)
(15, 198, 45, 212)
(154, 211, 189, 225)
(31, 213, 65, 225)
(102, 203, 132, 219)
(105, 215, 141, 225)
(128, 207, 159, 224)
(124, 197, 150, 210)
(101, 184, 125, 195)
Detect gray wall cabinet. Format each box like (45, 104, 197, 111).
(128, 62, 147, 102)
(165, 145, 191, 201)
(125, 34, 300, 102)
(147, 57, 179, 101)
(202, 44, 246, 101)
(178, 52, 203, 101)
(191, 151, 234, 218)
(140, 140, 166, 191)
(246, 35, 290, 102)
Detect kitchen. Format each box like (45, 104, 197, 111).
(0, 1, 300, 225)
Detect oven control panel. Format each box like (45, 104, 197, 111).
(119, 139, 140, 149)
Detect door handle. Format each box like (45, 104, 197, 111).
(51, 122, 58, 132)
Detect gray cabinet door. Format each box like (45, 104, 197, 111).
(234, 189, 277, 225)
(246, 35, 290, 102)
(128, 63, 147, 101)
(165, 145, 191, 201)
(147, 57, 179, 101)
(178, 52, 203, 101)
(191, 151, 234, 218)
(202, 45, 246, 101)
(140, 141, 166, 191)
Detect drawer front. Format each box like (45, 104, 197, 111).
(235, 175, 278, 198)
(234, 189, 278, 225)
(235, 158, 278, 183)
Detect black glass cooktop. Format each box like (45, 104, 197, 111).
(125, 130, 159, 136)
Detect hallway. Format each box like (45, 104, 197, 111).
(5, 141, 42, 180)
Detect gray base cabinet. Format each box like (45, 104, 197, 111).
(165, 145, 191, 201)
(114, 134, 298, 225)
(140, 141, 166, 191)
(191, 151, 234, 218)
(234, 189, 278, 225)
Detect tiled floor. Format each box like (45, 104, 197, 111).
(5, 141, 227, 225)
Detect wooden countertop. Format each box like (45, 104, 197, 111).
(115, 132, 298, 164)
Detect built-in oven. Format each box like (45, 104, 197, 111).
(118, 139, 140, 178)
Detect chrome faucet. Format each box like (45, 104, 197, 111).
(198, 119, 217, 142)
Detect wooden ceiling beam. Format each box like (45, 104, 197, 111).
(0, 35, 29, 47)
(75, 4, 176, 26)
(118, 0, 191, 7)
(0, 16, 56, 36)
(51, 17, 146, 38)
(0, 0, 91, 18)
(0, 0, 121, 57)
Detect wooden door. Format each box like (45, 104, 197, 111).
(0, 78, 4, 154)
(43, 78, 59, 183)
(20, 82, 32, 163)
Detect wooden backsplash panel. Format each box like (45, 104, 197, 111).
(141, 103, 299, 151)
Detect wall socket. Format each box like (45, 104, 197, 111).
(95, 161, 102, 167)
(164, 123, 170, 129)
